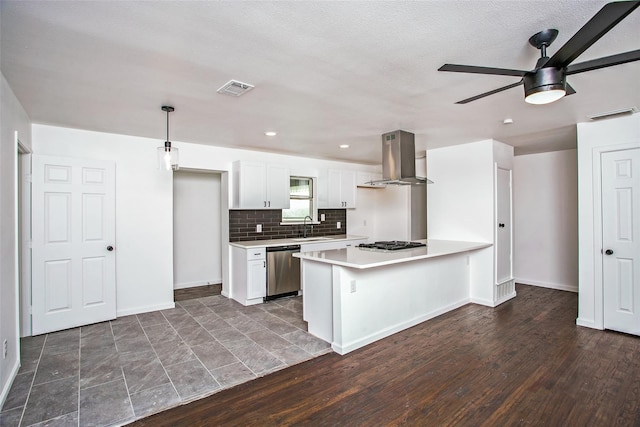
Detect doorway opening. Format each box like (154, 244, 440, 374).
(172, 170, 224, 295)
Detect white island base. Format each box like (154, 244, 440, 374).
(296, 240, 495, 355)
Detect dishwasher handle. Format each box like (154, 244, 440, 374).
(266, 245, 301, 252)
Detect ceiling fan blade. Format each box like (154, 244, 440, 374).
(455, 80, 523, 104)
(565, 82, 576, 96)
(566, 49, 640, 74)
(439, 64, 527, 77)
(545, 1, 640, 68)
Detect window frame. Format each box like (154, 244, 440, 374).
(281, 176, 316, 223)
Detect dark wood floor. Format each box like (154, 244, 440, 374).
(173, 284, 221, 301)
(130, 284, 640, 426)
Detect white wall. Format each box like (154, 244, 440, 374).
(30, 124, 380, 317)
(513, 149, 578, 292)
(173, 171, 222, 289)
(0, 73, 32, 408)
(576, 114, 640, 330)
(427, 140, 495, 242)
(426, 140, 514, 306)
(427, 140, 497, 306)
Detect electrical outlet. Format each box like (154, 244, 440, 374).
(320, 213, 326, 221)
(337, 221, 341, 229)
(256, 224, 262, 232)
(350, 280, 357, 293)
(3, 339, 7, 359)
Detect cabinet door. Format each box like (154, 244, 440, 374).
(340, 170, 356, 208)
(266, 164, 290, 209)
(325, 169, 343, 208)
(247, 259, 266, 299)
(238, 162, 267, 209)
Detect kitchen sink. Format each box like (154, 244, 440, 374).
(291, 237, 332, 242)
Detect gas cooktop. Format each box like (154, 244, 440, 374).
(358, 241, 427, 251)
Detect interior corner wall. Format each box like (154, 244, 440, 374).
(173, 171, 222, 289)
(426, 140, 495, 305)
(31, 124, 175, 317)
(0, 73, 32, 407)
(426, 140, 494, 242)
(513, 149, 578, 292)
(576, 114, 640, 330)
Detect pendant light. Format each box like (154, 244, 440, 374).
(157, 106, 179, 171)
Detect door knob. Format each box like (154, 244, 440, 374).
(107, 245, 114, 252)
(498, 223, 505, 228)
(605, 249, 614, 255)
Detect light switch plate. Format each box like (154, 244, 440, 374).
(336, 221, 341, 229)
(256, 224, 262, 232)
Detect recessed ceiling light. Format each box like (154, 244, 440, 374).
(339, 144, 349, 148)
(264, 131, 277, 137)
(503, 118, 514, 125)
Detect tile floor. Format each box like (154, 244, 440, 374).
(0, 295, 330, 427)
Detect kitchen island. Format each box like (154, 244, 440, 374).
(295, 239, 492, 355)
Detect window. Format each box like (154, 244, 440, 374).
(282, 177, 313, 221)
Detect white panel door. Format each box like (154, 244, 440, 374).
(602, 148, 640, 336)
(496, 167, 512, 284)
(32, 155, 116, 335)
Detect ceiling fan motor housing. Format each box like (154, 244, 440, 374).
(523, 67, 566, 98)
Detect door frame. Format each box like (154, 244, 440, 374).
(591, 141, 640, 330)
(16, 134, 32, 337)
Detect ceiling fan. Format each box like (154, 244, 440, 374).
(438, 0, 640, 105)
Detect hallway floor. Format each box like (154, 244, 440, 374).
(0, 295, 330, 427)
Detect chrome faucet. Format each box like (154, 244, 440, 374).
(303, 215, 313, 238)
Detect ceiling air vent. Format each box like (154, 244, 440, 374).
(588, 106, 637, 121)
(217, 80, 254, 97)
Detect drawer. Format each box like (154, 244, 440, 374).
(247, 248, 266, 261)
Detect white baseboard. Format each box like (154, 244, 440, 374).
(117, 301, 175, 317)
(576, 317, 602, 330)
(0, 357, 20, 409)
(515, 278, 578, 293)
(470, 296, 495, 307)
(332, 297, 469, 355)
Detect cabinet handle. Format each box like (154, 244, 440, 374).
(263, 261, 266, 267)
(268, 201, 271, 207)
(264, 201, 266, 207)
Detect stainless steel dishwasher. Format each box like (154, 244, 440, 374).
(265, 245, 301, 300)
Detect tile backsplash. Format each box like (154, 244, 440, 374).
(229, 209, 347, 242)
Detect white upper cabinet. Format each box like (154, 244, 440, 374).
(320, 169, 356, 208)
(232, 161, 290, 209)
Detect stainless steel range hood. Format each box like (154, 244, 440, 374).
(368, 130, 433, 186)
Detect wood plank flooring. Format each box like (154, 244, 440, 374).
(129, 284, 640, 426)
(173, 284, 221, 301)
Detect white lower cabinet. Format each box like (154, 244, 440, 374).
(231, 246, 266, 305)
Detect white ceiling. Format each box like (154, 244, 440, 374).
(1, 0, 639, 164)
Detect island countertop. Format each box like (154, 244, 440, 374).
(294, 239, 492, 269)
(229, 234, 368, 249)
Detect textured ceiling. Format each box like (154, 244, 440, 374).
(1, 0, 639, 164)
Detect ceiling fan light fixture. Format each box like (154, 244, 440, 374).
(523, 67, 566, 105)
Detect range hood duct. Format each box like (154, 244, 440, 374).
(368, 130, 433, 186)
